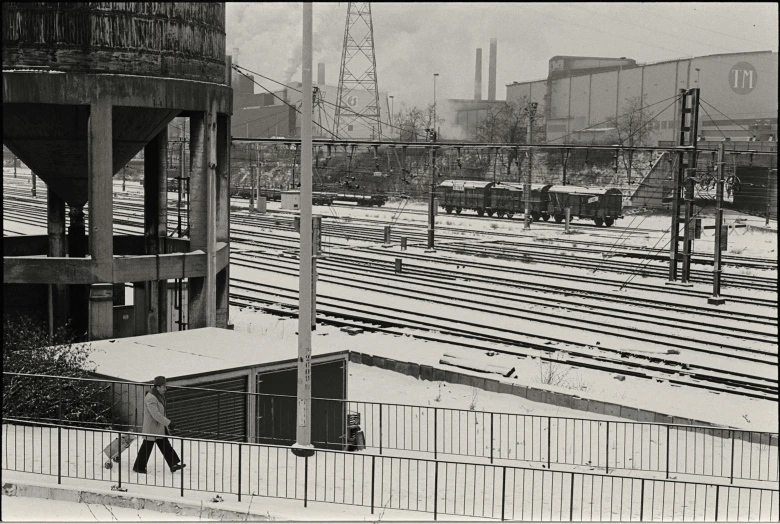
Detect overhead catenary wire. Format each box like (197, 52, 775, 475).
(232, 66, 342, 140)
(232, 64, 429, 142)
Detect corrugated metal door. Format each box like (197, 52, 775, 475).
(255, 360, 346, 450)
(166, 376, 248, 442)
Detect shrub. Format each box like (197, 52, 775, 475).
(3, 315, 116, 427)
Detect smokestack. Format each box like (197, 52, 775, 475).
(488, 38, 497, 101)
(233, 47, 239, 65)
(474, 48, 483, 101)
(317, 63, 325, 85)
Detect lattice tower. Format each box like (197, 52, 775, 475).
(334, 2, 382, 139)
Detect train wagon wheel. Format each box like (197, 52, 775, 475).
(554, 215, 564, 223)
(594, 218, 604, 227)
(487, 209, 495, 217)
(497, 210, 505, 218)
(506, 212, 514, 219)
(531, 211, 541, 221)
(542, 214, 550, 221)
(456, 207, 462, 214)
(445, 206, 453, 214)
(477, 209, 484, 216)
(605, 217, 615, 227)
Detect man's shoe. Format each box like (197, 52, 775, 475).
(171, 463, 186, 473)
(132, 467, 147, 474)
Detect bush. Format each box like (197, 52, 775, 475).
(3, 315, 117, 427)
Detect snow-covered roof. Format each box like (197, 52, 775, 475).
(87, 327, 345, 383)
(547, 185, 618, 196)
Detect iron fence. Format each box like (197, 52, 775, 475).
(4, 372, 778, 486)
(2, 420, 778, 521)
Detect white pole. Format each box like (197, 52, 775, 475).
(293, 1, 314, 457)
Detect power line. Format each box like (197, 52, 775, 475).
(233, 64, 428, 141)
(699, 97, 755, 134)
(231, 106, 291, 130)
(232, 66, 342, 140)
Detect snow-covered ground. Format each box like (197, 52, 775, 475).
(1, 494, 208, 521)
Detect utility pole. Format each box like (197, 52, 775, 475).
(32, 172, 37, 197)
(13, 154, 17, 178)
(122, 165, 127, 192)
(668, 88, 699, 284)
(292, 1, 314, 459)
(524, 101, 538, 230)
(427, 73, 439, 250)
(708, 143, 726, 305)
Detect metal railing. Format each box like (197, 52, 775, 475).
(4, 372, 778, 486)
(2, 420, 778, 521)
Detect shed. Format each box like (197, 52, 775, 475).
(87, 328, 348, 450)
(281, 190, 300, 210)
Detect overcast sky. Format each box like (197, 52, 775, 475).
(226, 2, 778, 110)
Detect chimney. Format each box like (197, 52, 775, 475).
(317, 63, 325, 85)
(233, 47, 240, 65)
(488, 38, 497, 101)
(474, 48, 483, 101)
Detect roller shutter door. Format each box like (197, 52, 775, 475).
(167, 376, 248, 442)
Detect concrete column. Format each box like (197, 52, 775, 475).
(67, 205, 88, 338)
(187, 107, 217, 328)
(47, 189, 68, 336)
(216, 113, 230, 328)
(87, 100, 114, 341)
(143, 131, 169, 334)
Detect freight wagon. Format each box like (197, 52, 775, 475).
(544, 186, 623, 226)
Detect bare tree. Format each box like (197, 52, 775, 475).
(475, 97, 544, 177)
(393, 103, 444, 142)
(605, 95, 656, 185)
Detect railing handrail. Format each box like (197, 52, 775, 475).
(4, 371, 778, 436)
(5, 417, 776, 491)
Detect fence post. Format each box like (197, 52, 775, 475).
(57, 426, 62, 484)
(434, 408, 438, 460)
(304, 454, 309, 508)
(569, 472, 575, 521)
(548, 418, 552, 469)
(58, 379, 63, 423)
(379, 405, 383, 455)
(666, 425, 670, 479)
(605, 422, 609, 474)
(434, 461, 439, 521)
(490, 413, 494, 464)
(371, 455, 376, 514)
(640, 479, 645, 521)
(715, 485, 720, 521)
(180, 437, 184, 497)
(730, 430, 735, 484)
(238, 443, 242, 502)
(117, 431, 122, 489)
(218, 392, 221, 439)
(501, 466, 507, 521)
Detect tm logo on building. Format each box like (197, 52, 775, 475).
(729, 62, 758, 94)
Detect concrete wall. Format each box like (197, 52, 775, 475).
(348, 351, 732, 430)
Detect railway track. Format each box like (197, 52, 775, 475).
(4, 190, 777, 301)
(226, 275, 777, 402)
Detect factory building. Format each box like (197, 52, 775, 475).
(512, 50, 778, 145)
(231, 61, 390, 140)
(449, 50, 778, 145)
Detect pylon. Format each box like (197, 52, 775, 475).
(334, 2, 382, 139)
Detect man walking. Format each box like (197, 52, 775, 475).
(132, 376, 186, 474)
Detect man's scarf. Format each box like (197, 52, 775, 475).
(149, 386, 166, 411)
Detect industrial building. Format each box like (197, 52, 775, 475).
(450, 50, 778, 145)
(2, 3, 233, 340)
(231, 60, 391, 140)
